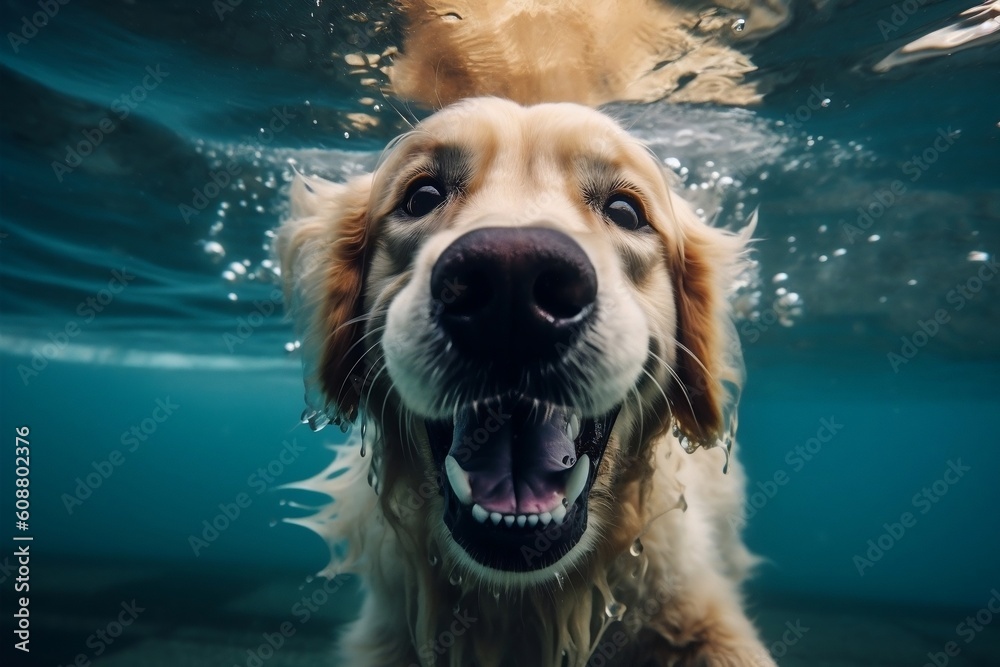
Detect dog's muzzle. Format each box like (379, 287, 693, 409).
(424, 227, 619, 572)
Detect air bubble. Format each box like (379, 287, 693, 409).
(554, 571, 567, 588)
(449, 572, 463, 586)
(779, 292, 802, 307)
(301, 408, 330, 432)
(731, 18, 746, 32)
(202, 241, 226, 263)
(968, 251, 990, 262)
(604, 600, 627, 621)
(428, 553, 439, 566)
(629, 538, 644, 557)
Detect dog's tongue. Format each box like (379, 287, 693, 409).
(449, 398, 576, 515)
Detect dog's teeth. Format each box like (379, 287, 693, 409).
(539, 512, 552, 527)
(565, 454, 590, 507)
(527, 514, 539, 527)
(551, 504, 567, 525)
(472, 504, 489, 523)
(516, 515, 526, 528)
(490, 512, 502, 525)
(566, 413, 581, 441)
(503, 514, 515, 527)
(445, 455, 473, 505)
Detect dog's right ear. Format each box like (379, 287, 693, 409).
(277, 173, 374, 424)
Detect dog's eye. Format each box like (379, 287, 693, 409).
(403, 177, 447, 217)
(603, 193, 647, 231)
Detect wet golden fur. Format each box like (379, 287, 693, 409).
(278, 98, 773, 666)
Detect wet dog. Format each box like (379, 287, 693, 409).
(278, 97, 772, 666)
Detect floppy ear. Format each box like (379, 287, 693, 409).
(665, 192, 749, 447)
(277, 173, 374, 424)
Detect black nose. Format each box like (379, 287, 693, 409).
(430, 227, 597, 360)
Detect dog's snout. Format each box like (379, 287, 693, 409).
(431, 226, 597, 359)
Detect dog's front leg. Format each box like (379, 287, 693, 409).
(630, 573, 776, 667)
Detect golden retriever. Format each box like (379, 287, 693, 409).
(278, 97, 772, 667)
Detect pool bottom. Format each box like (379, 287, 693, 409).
(14, 557, 999, 666)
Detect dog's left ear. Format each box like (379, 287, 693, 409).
(277, 173, 374, 424)
(665, 192, 749, 447)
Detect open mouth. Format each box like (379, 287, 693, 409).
(425, 393, 620, 572)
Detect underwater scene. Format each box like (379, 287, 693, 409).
(1, 0, 999, 665)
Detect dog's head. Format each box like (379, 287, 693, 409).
(279, 98, 745, 583)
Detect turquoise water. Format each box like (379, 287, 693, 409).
(2, 0, 999, 664)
